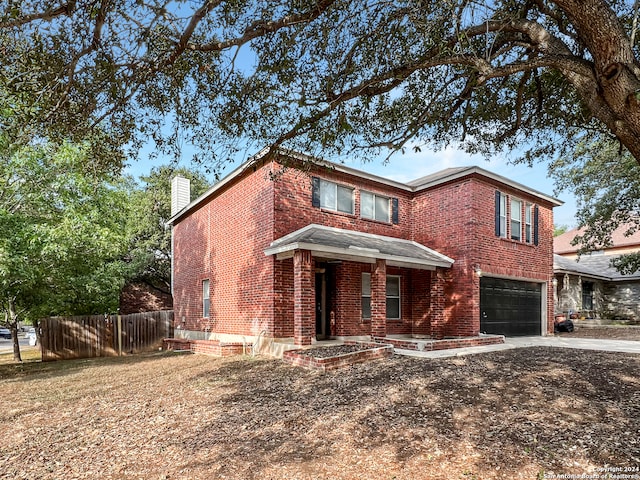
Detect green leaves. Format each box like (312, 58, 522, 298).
(2, 0, 638, 171)
(549, 135, 640, 274)
(123, 165, 210, 294)
(0, 137, 133, 322)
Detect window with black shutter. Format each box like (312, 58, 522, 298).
(495, 191, 506, 238)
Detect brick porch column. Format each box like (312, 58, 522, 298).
(371, 259, 387, 338)
(293, 249, 314, 346)
(430, 269, 446, 340)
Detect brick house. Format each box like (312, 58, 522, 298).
(169, 151, 561, 348)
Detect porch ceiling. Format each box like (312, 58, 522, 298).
(264, 224, 454, 270)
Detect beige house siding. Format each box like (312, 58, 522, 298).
(602, 282, 640, 320)
(555, 274, 605, 316)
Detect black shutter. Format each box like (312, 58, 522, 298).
(533, 205, 539, 246)
(392, 198, 399, 224)
(495, 191, 501, 236)
(311, 177, 320, 207)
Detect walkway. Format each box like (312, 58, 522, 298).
(394, 335, 640, 359)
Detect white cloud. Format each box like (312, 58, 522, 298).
(344, 142, 506, 183)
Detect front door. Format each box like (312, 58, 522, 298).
(315, 270, 327, 340)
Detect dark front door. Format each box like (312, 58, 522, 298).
(480, 277, 542, 336)
(315, 271, 328, 340)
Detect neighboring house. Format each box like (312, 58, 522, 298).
(554, 226, 640, 321)
(169, 150, 562, 347)
(119, 282, 173, 315)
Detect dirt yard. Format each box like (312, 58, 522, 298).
(1, 346, 639, 480)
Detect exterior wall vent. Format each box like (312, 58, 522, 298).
(171, 176, 191, 217)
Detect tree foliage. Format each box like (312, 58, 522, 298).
(2, 0, 640, 172)
(553, 224, 569, 237)
(549, 136, 640, 274)
(0, 138, 131, 360)
(125, 165, 210, 295)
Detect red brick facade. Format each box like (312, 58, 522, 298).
(411, 174, 557, 336)
(171, 155, 558, 345)
(172, 163, 276, 337)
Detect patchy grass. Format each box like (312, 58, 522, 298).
(0, 346, 41, 365)
(0, 348, 639, 479)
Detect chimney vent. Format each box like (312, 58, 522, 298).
(171, 176, 191, 217)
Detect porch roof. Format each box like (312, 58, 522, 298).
(264, 224, 454, 270)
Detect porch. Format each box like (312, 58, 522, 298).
(265, 224, 456, 346)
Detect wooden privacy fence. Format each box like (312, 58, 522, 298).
(40, 311, 174, 361)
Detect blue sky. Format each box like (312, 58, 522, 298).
(121, 10, 579, 229)
(126, 142, 578, 228)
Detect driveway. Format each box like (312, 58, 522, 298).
(396, 335, 640, 358)
(505, 335, 640, 353)
(0, 336, 31, 354)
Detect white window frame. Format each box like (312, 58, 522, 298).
(498, 193, 507, 238)
(320, 179, 354, 214)
(510, 198, 522, 241)
(361, 273, 371, 319)
(386, 275, 401, 320)
(202, 279, 210, 318)
(360, 191, 391, 223)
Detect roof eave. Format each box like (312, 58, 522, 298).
(168, 149, 563, 226)
(411, 166, 563, 206)
(553, 268, 611, 282)
(167, 149, 271, 225)
(264, 242, 454, 270)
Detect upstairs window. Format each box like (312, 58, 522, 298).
(525, 202, 532, 243)
(495, 191, 539, 246)
(312, 177, 354, 214)
(510, 198, 522, 241)
(361, 191, 390, 222)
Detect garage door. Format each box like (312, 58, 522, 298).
(480, 277, 542, 336)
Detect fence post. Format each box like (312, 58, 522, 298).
(117, 312, 122, 356)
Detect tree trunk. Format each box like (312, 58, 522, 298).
(556, 0, 640, 163)
(8, 298, 22, 362)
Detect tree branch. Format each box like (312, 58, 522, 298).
(631, 0, 640, 47)
(188, 0, 338, 52)
(162, 0, 224, 67)
(0, 2, 75, 28)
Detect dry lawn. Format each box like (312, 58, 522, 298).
(1, 346, 639, 479)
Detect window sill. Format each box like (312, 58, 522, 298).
(320, 208, 356, 218)
(499, 237, 537, 247)
(361, 318, 402, 322)
(361, 217, 393, 226)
